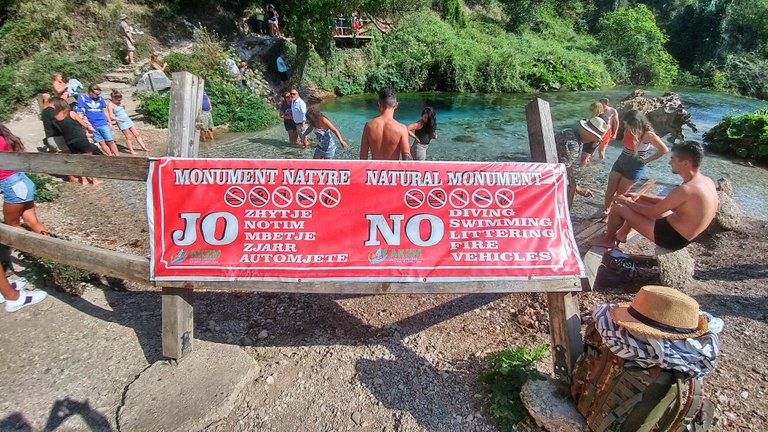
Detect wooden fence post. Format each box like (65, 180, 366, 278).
(167, 72, 204, 158)
(525, 98, 583, 382)
(162, 72, 203, 361)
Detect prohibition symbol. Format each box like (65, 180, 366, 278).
(319, 187, 341, 208)
(224, 186, 246, 208)
(449, 188, 470, 209)
(404, 189, 426, 209)
(472, 188, 493, 208)
(248, 186, 270, 208)
(495, 188, 515, 208)
(427, 188, 447, 209)
(272, 186, 293, 208)
(296, 186, 318, 208)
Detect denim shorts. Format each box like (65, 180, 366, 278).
(92, 125, 114, 143)
(0, 172, 36, 204)
(611, 152, 647, 181)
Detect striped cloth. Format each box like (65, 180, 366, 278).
(594, 304, 723, 378)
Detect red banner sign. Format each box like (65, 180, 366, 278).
(148, 158, 585, 282)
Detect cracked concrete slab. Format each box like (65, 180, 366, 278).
(118, 341, 257, 432)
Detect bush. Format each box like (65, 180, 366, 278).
(18, 251, 95, 296)
(480, 344, 549, 431)
(229, 97, 279, 132)
(721, 53, 768, 101)
(598, 4, 679, 86)
(704, 108, 768, 161)
(137, 92, 170, 128)
(27, 173, 60, 203)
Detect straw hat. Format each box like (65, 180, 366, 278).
(610, 285, 708, 340)
(579, 116, 608, 140)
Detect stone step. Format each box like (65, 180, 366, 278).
(105, 73, 135, 84)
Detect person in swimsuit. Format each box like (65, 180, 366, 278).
(302, 106, 348, 159)
(108, 90, 148, 154)
(594, 141, 719, 251)
(603, 110, 669, 216)
(578, 101, 607, 166)
(52, 98, 103, 185)
(0, 125, 50, 235)
(360, 87, 412, 161)
(278, 91, 297, 145)
(407, 107, 437, 161)
(597, 98, 620, 160)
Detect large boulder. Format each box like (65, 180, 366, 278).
(521, 376, 586, 432)
(617, 90, 697, 144)
(715, 178, 741, 231)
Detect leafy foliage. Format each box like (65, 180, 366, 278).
(27, 173, 60, 203)
(228, 95, 279, 132)
(480, 344, 549, 430)
(597, 4, 678, 86)
(704, 108, 768, 161)
(18, 250, 95, 296)
(137, 92, 170, 128)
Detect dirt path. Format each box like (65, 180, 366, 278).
(2, 102, 766, 430)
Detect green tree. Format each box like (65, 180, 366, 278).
(663, 0, 730, 69)
(722, 0, 768, 55)
(597, 4, 679, 86)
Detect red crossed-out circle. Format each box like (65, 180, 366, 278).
(224, 186, 246, 208)
(319, 187, 341, 208)
(404, 189, 426, 209)
(296, 186, 318, 208)
(427, 188, 447, 209)
(472, 188, 493, 208)
(272, 186, 293, 208)
(495, 188, 515, 208)
(449, 188, 470, 209)
(248, 186, 270, 208)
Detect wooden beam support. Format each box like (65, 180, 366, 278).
(162, 286, 194, 361)
(0, 224, 149, 283)
(168, 72, 204, 158)
(0, 152, 149, 181)
(525, 97, 583, 383)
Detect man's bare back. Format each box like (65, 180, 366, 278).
(665, 173, 718, 240)
(360, 115, 411, 160)
(360, 87, 412, 161)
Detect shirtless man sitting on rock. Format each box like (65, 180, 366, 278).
(594, 141, 719, 251)
(360, 87, 412, 161)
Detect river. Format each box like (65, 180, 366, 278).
(201, 87, 768, 219)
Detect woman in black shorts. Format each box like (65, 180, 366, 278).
(52, 98, 102, 185)
(278, 91, 296, 145)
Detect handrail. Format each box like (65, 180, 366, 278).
(0, 152, 149, 181)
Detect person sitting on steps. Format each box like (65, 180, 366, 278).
(594, 141, 719, 251)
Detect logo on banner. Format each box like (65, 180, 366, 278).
(368, 248, 387, 264)
(367, 248, 423, 264)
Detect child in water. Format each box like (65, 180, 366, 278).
(108, 90, 149, 154)
(302, 106, 348, 159)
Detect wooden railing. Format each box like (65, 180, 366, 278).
(0, 73, 584, 383)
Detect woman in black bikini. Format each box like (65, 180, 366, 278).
(407, 107, 437, 161)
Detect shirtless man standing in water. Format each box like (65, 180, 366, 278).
(360, 87, 412, 161)
(594, 141, 719, 251)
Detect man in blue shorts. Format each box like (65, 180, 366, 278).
(77, 84, 119, 156)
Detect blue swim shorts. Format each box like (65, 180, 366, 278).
(92, 125, 114, 143)
(0, 172, 36, 204)
(611, 152, 647, 182)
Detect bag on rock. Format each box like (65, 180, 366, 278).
(570, 323, 712, 432)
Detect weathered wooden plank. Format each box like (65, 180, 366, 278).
(0, 224, 149, 283)
(583, 246, 608, 292)
(0, 152, 149, 181)
(168, 72, 204, 158)
(526, 97, 583, 384)
(162, 286, 194, 360)
(546, 291, 583, 380)
(156, 278, 582, 293)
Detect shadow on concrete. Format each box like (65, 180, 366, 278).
(693, 294, 768, 322)
(0, 398, 112, 432)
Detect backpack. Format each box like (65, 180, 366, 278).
(570, 322, 712, 432)
(597, 249, 639, 287)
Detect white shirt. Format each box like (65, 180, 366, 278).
(291, 97, 307, 123)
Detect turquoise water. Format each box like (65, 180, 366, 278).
(201, 87, 768, 219)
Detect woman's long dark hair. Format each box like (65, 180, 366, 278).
(421, 107, 437, 135)
(622, 109, 654, 152)
(0, 124, 24, 152)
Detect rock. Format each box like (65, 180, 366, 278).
(266, 375, 274, 385)
(740, 391, 749, 399)
(657, 246, 695, 288)
(520, 376, 586, 432)
(715, 178, 741, 231)
(518, 315, 534, 328)
(257, 329, 269, 339)
(618, 90, 697, 143)
(351, 411, 362, 424)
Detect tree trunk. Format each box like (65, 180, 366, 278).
(290, 35, 312, 88)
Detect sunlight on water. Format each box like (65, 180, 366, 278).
(200, 87, 768, 219)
